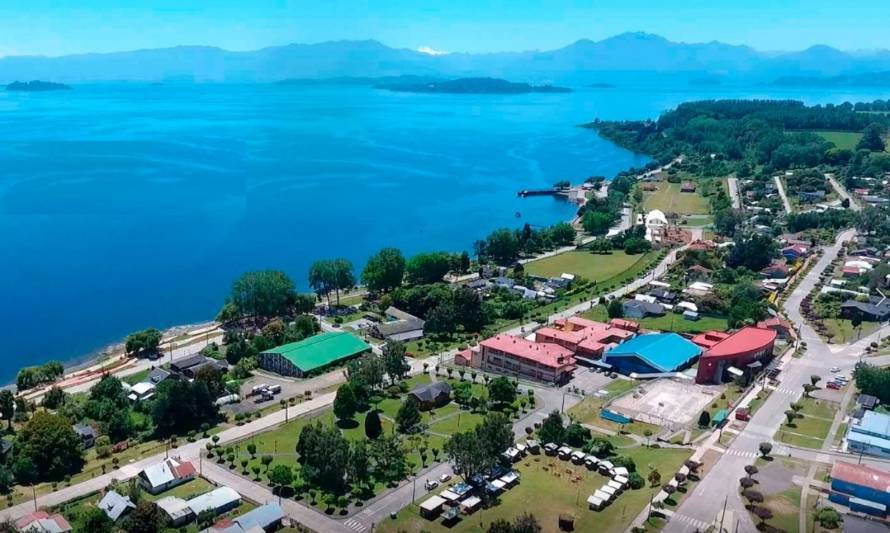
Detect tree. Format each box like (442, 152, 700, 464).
(582, 211, 613, 235)
(816, 507, 842, 529)
(539, 411, 565, 444)
(647, 469, 661, 487)
(488, 376, 517, 407)
(697, 411, 711, 428)
(424, 303, 457, 337)
(125, 328, 162, 357)
(758, 442, 773, 458)
(13, 411, 84, 481)
(627, 472, 644, 489)
(607, 299, 624, 319)
(364, 410, 382, 440)
(308, 260, 336, 307)
(452, 382, 473, 407)
(485, 229, 521, 264)
(124, 501, 169, 533)
(348, 440, 371, 489)
(0, 390, 14, 429)
(331, 258, 356, 306)
(564, 423, 591, 447)
(296, 422, 351, 493)
(406, 252, 453, 285)
(268, 464, 294, 495)
(396, 397, 422, 434)
(753, 506, 773, 527)
(444, 431, 488, 484)
(784, 410, 796, 425)
(382, 342, 410, 384)
(744, 464, 758, 479)
(742, 489, 764, 509)
(227, 270, 298, 321)
(585, 437, 615, 458)
(802, 383, 816, 398)
(857, 123, 886, 152)
(475, 413, 513, 463)
(42, 386, 67, 410)
(810, 375, 821, 387)
(151, 379, 219, 436)
(370, 435, 408, 483)
(361, 248, 405, 293)
(79, 506, 115, 533)
(333, 383, 358, 421)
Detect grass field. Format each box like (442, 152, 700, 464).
(774, 397, 838, 449)
(816, 131, 863, 150)
(380, 446, 691, 533)
(819, 318, 877, 344)
(525, 250, 653, 282)
(641, 182, 710, 215)
(581, 305, 729, 334)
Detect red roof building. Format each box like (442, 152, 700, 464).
(756, 317, 794, 339)
(15, 511, 72, 533)
(536, 317, 637, 358)
(687, 240, 715, 252)
(695, 327, 777, 384)
(477, 334, 577, 384)
(691, 331, 731, 350)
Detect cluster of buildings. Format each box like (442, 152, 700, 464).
(456, 314, 777, 385)
(123, 354, 228, 403)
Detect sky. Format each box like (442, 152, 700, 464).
(2, 0, 890, 57)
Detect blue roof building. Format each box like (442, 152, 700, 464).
(846, 410, 890, 459)
(603, 333, 702, 376)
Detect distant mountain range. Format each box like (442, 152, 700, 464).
(5, 32, 890, 85)
(5, 80, 71, 91)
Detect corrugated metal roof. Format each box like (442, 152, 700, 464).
(187, 487, 240, 515)
(831, 462, 890, 493)
(604, 333, 702, 373)
(262, 332, 370, 372)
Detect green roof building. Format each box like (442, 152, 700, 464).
(258, 332, 371, 377)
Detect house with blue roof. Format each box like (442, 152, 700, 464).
(603, 333, 702, 376)
(846, 410, 890, 458)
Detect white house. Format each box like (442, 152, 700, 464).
(138, 458, 196, 494)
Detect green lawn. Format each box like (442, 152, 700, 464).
(774, 397, 838, 450)
(642, 181, 710, 215)
(815, 131, 863, 150)
(380, 446, 691, 533)
(581, 305, 729, 334)
(525, 250, 654, 282)
(819, 318, 876, 344)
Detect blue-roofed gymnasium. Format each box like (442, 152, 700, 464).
(603, 333, 702, 375)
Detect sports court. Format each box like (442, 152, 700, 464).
(609, 378, 718, 428)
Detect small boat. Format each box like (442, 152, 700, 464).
(515, 211, 522, 218)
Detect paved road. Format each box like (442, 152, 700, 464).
(774, 175, 793, 214)
(826, 174, 861, 212)
(727, 177, 742, 210)
(665, 229, 859, 533)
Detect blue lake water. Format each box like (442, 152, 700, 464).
(0, 83, 888, 381)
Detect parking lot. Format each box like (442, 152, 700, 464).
(569, 367, 616, 395)
(221, 368, 348, 415)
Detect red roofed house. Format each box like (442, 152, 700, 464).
(472, 334, 577, 384)
(687, 240, 714, 252)
(536, 317, 638, 359)
(15, 511, 72, 533)
(760, 261, 789, 279)
(695, 327, 777, 384)
(756, 317, 794, 339)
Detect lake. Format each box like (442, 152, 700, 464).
(0, 82, 887, 381)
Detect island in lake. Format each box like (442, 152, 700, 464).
(377, 77, 573, 94)
(6, 80, 72, 92)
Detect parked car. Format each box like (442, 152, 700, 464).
(439, 473, 452, 483)
(826, 381, 841, 390)
(424, 479, 438, 490)
(830, 367, 841, 373)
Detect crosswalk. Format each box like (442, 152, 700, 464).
(723, 448, 759, 459)
(673, 513, 710, 530)
(772, 386, 799, 396)
(343, 518, 367, 532)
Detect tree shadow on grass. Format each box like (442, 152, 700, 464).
(336, 419, 360, 430)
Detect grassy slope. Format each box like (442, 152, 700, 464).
(525, 250, 652, 282)
(642, 182, 710, 215)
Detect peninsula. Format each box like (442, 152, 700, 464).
(5, 80, 71, 91)
(377, 76, 573, 94)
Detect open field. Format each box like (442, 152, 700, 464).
(380, 446, 691, 533)
(774, 397, 838, 449)
(525, 250, 654, 282)
(816, 131, 862, 150)
(642, 181, 710, 215)
(568, 380, 662, 437)
(581, 305, 729, 334)
(819, 318, 877, 344)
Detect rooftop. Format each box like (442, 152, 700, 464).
(604, 333, 702, 373)
(852, 410, 890, 438)
(262, 332, 370, 372)
(702, 327, 776, 359)
(480, 335, 575, 369)
(831, 461, 890, 493)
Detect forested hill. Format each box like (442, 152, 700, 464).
(588, 99, 890, 173)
